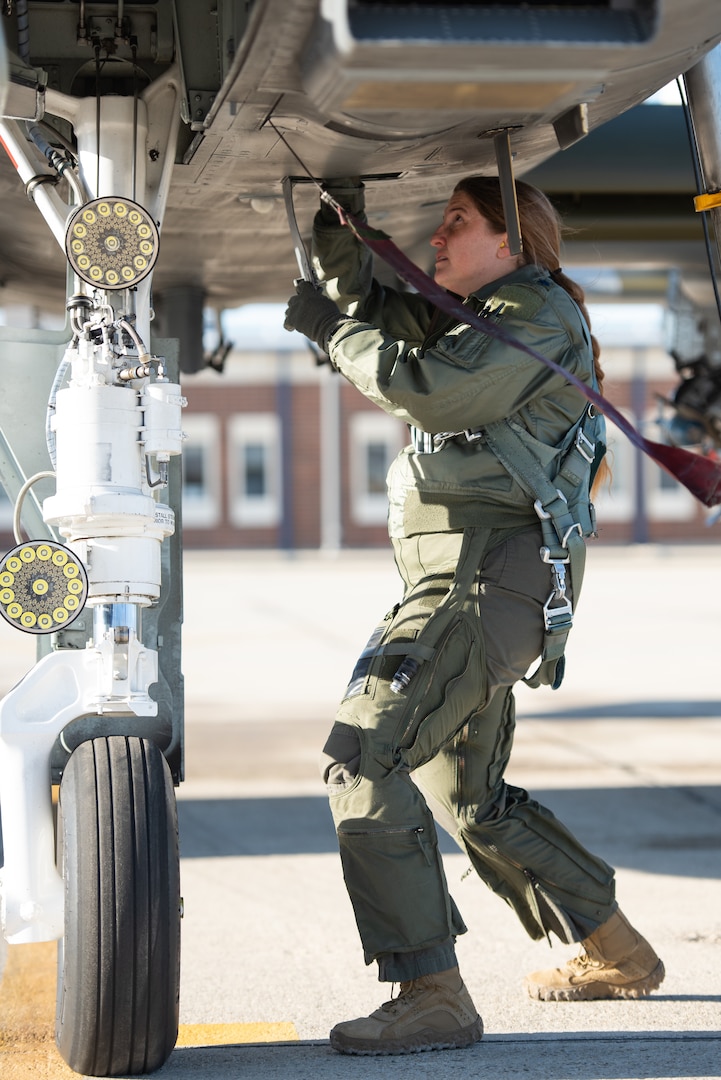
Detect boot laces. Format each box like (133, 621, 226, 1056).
(379, 979, 428, 1014)
(569, 950, 601, 974)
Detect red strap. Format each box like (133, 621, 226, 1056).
(339, 208, 721, 508)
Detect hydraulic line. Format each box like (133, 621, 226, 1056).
(15, 0, 29, 64)
(25, 122, 89, 205)
(12, 470, 56, 544)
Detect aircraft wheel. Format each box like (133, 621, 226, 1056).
(56, 736, 180, 1076)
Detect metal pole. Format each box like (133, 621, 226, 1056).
(684, 44, 721, 274)
(320, 368, 342, 551)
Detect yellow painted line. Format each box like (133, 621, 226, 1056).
(0, 937, 299, 1078)
(0, 940, 76, 1079)
(177, 1022, 299, 1046)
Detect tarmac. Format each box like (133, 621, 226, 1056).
(1, 541, 721, 1079)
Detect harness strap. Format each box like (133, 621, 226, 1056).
(387, 526, 493, 693)
(482, 418, 587, 689)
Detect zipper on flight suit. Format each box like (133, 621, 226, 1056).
(484, 840, 581, 942)
(337, 825, 433, 866)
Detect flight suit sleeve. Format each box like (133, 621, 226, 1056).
(311, 183, 434, 343)
(325, 297, 586, 434)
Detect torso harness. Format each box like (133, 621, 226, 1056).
(406, 402, 605, 692)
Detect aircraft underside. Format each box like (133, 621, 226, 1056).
(1, 2, 721, 1074)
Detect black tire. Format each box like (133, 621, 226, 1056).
(56, 736, 181, 1076)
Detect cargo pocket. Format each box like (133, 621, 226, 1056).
(336, 821, 459, 960)
(391, 611, 486, 772)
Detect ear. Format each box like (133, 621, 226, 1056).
(497, 235, 512, 259)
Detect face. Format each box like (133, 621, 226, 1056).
(431, 190, 517, 296)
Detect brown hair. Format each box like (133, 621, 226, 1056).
(454, 176, 609, 494)
(454, 176, 604, 391)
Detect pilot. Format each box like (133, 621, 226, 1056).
(284, 176, 664, 1056)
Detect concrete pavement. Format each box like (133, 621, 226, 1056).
(1, 542, 720, 1078)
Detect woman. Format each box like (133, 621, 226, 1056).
(284, 177, 664, 1056)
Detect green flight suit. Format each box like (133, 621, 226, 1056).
(315, 186, 615, 981)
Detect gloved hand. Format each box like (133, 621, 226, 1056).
(283, 280, 349, 352)
(319, 177, 365, 224)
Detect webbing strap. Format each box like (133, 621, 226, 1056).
(390, 527, 493, 675)
(482, 419, 587, 688)
(416, 526, 493, 651)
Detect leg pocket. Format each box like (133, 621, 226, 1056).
(336, 817, 462, 961)
(393, 611, 486, 772)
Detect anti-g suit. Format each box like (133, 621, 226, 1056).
(315, 182, 615, 983)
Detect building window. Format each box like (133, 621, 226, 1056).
(180, 415, 221, 528)
(228, 414, 282, 527)
(349, 412, 404, 525)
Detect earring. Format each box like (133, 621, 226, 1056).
(499, 241, 507, 250)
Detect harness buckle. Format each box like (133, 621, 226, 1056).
(540, 545, 569, 565)
(431, 431, 456, 451)
(534, 489, 567, 522)
(561, 522, 583, 548)
(575, 425, 596, 464)
(543, 594, 574, 632)
(541, 555, 574, 632)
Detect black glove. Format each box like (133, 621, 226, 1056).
(319, 178, 365, 224)
(283, 280, 349, 352)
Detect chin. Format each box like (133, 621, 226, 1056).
(434, 270, 454, 290)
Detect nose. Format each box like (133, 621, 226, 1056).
(430, 222, 445, 248)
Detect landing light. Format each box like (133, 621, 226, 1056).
(64, 197, 159, 290)
(0, 540, 88, 634)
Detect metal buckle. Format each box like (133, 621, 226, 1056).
(540, 545, 570, 564)
(575, 425, 596, 464)
(561, 522, 583, 548)
(534, 489, 567, 522)
(543, 594, 574, 632)
(542, 557, 574, 632)
(431, 431, 456, 451)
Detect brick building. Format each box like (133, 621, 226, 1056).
(177, 336, 715, 550)
(0, 332, 716, 552)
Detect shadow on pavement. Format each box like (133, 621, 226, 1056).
(522, 700, 721, 720)
(148, 1031, 721, 1080)
(176, 785, 721, 878)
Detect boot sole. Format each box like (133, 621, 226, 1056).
(329, 1016, 484, 1056)
(525, 959, 666, 1002)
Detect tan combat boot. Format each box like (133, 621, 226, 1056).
(524, 908, 665, 1001)
(329, 966, 483, 1055)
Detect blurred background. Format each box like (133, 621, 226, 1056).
(2, 83, 720, 552)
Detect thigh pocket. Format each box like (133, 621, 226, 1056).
(336, 822, 451, 956)
(392, 611, 486, 771)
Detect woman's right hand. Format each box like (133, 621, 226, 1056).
(320, 178, 365, 220)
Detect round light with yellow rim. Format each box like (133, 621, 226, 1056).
(0, 540, 88, 634)
(64, 197, 160, 290)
